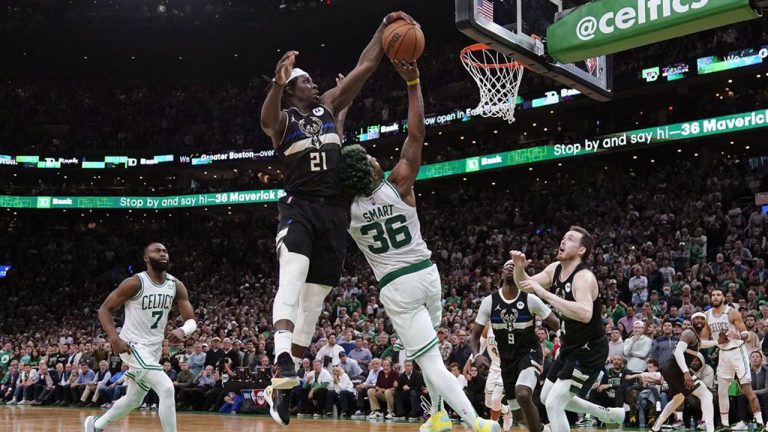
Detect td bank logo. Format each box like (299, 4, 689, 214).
(575, 0, 709, 41)
(642, 67, 660, 82)
(466, 157, 480, 172)
(36, 196, 51, 208)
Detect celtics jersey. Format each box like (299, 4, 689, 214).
(119, 271, 177, 347)
(278, 104, 343, 200)
(348, 179, 431, 281)
(706, 306, 742, 350)
(485, 326, 501, 373)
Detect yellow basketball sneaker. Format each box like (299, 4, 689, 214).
(474, 417, 502, 432)
(420, 410, 453, 432)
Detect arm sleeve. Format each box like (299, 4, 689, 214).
(673, 341, 690, 373)
(475, 296, 492, 326)
(528, 294, 553, 319)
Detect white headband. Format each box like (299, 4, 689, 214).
(691, 312, 706, 320)
(274, 68, 309, 84)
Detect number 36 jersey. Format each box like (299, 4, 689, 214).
(348, 179, 431, 281)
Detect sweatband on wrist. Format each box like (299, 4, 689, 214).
(181, 319, 197, 337)
(741, 331, 750, 340)
(407, 78, 420, 86)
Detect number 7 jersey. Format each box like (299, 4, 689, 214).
(119, 271, 177, 347)
(348, 180, 432, 282)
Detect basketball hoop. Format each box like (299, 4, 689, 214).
(460, 43, 525, 124)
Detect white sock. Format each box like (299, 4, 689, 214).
(423, 373, 443, 414)
(416, 348, 477, 425)
(652, 394, 685, 431)
(566, 396, 611, 421)
(718, 377, 730, 427)
(754, 412, 764, 425)
(544, 379, 573, 432)
(693, 385, 715, 432)
(274, 330, 293, 359)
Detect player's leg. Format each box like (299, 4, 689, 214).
(514, 366, 543, 432)
(141, 369, 177, 432)
(736, 346, 764, 426)
(90, 375, 149, 431)
(651, 393, 685, 432)
(380, 268, 498, 432)
(293, 282, 332, 360)
(693, 384, 715, 432)
(716, 356, 734, 428)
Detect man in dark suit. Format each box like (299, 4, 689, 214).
(740, 351, 768, 420)
(395, 360, 425, 420)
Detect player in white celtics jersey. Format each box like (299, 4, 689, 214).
(84, 243, 196, 432)
(341, 60, 499, 432)
(705, 288, 765, 432)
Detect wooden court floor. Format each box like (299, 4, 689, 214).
(1, 406, 488, 431)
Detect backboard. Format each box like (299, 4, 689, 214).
(456, 0, 613, 100)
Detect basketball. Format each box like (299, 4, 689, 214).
(382, 19, 424, 62)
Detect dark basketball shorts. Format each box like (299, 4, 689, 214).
(546, 337, 609, 398)
(276, 195, 349, 287)
(501, 348, 544, 397)
(662, 361, 700, 396)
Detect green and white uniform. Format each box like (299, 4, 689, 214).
(349, 179, 440, 360)
(119, 271, 177, 389)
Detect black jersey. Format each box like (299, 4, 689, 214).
(487, 290, 546, 359)
(666, 331, 701, 371)
(552, 262, 604, 347)
(278, 104, 343, 200)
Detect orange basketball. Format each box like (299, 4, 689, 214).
(381, 19, 425, 62)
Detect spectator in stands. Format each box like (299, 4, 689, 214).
(448, 330, 471, 368)
(624, 321, 652, 373)
(464, 364, 486, 418)
(30, 361, 58, 405)
(367, 359, 398, 420)
(205, 337, 224, 367)
(188, 342, 206, 376)
(630, 266, 649, 306)
(338, 351, 362, 381)
(619, 306, 638, 338)
(221, 338, 240, 368)
(608, 329, 625, 363)
(177, 365, 216, 411)
(10, 362, 38, 405)
(53, 363, 73, 405)
(652, 321, 679, 368)
(394, 360, 425, 420)
(437, 328, 453, 363)
(78, 360, 111, 407)
(316, 334, 345, 367)
(327, 365, 355, 417)
(301, 359, 332, 416)
(348, 337, 372, 370)
(69, 362, 95, 406)
(739, 351, 768, 421)
(0, 360, 19, 403)
(99, 363, 128, 408)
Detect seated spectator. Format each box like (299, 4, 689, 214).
(301, 359, 332, 416)
(177, 365, 216, 411)
(327, 365, 356, 417)
(464, 364, 486, 418)
(79, 360, 111, 407)
(69, 362, 95, 406)
(367, 359, 398, 420)
(53, 363, 73, 406)
(316, 334, 345, 367)
(10, 362, 39, 405)
(395, 360, 425, 420)
(174, 360, 196, 393)
(187, 342, 206, 376)
(338, 352, 363, 381)
(450, 362, 468, 389)
(0, 360, 19, 403)
(355, 357, 382, 415)
(31, 361, 58, 405)
(625, 358, 663, 428)
(100, 363, 129, 408)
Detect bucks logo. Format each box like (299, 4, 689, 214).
(500, 308, 519, 324)
(299, 116, 324, 147)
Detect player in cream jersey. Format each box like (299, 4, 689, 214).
(85, 243, 197, 432)
(349, 179, 432, 280)
(705, 288, 765, 432)
(342, 60, 499, 432)
(479, 324, 515, 432)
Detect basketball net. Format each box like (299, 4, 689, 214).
(460, 43, 524, 124)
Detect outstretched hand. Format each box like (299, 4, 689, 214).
(384, 11, 419, 26)
(274, 51, 299, 86)
(392, 60, 419, 82)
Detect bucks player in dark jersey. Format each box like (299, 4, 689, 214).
(650, 312, 716, 432)
(472, 260, 559, 432)
(259, 11, 419, 427)
(510, 226, 624, 432)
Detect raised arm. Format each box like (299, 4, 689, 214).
(98, 276, 141, 355)
(168, 281, 197, 344)
(521, 269, 597, 323)
(510, 250, 556, 290)
(260, 51, 296, 148)
(320, 11, 418, 116)
(388, 60, 424, 202)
